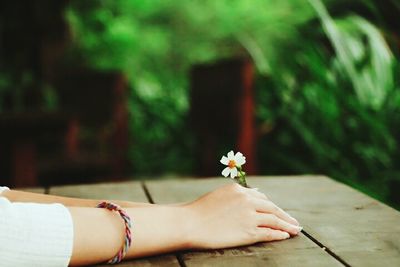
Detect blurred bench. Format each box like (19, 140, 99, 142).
(190, 58, 257, 176)
(0, 71, 129, 187)
(0, 112, 70, 187)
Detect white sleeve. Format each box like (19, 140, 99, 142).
(0, 197, 74, 267)
(0, 186, 10, 195)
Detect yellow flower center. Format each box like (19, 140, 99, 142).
(228, 160, 236, 169)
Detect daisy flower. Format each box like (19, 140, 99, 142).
(220, 150, 246, 178)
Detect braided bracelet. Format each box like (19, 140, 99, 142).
(97, 201, 132, 264)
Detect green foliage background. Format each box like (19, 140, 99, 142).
(65, 0, 400, 207)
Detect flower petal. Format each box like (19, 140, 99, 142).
(222, 167, 231, 177)
(220, 156, 229, 165)
(237, 157, 246, 166)
(235, 152, 243, 158)
(230, 167, 238, 178)
(234, 152, 246, 166)
(227, 151, 235, 160)
(234, 153, 243, 164)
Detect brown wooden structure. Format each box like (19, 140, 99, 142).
(190, 58, 257, 177)
(0, 112, 70, 187)
(0, 71, 129, 187)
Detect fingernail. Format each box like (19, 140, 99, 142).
(293, 225, 303, 234)
(284, 232, 290, 239)
(282, 231, 290, 239)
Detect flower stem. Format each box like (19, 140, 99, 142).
(236, 166, 248, 188)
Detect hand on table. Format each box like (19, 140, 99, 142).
(184, 183, 302, 249)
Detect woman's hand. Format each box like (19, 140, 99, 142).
(184, 183, 302, 250)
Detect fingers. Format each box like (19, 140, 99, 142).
(257, 213, 302, 235)
(241, 186, 300, 227)
(245, 187, 269, 201)
(253, 198, 299, 226)
(255, 227, 290, 242)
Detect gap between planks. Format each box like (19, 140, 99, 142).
(301, 229, 351, 267)
(141, 182, 187, 267)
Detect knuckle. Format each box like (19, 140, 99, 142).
(238, 190, 251, 200)
(225, 183, 235, 190)
(272, 204, 279, 212)
(265, 200, 273, 209)
(243, 226, 255, 238)
(249, 228, 258, 238)
(240, 194, 253, 204)
(263, 229, 272, 240)
(225, 183, 241, 195)
(248, 228, 259, 241)
(231, 183, 240, 191)
(231, 183, 242, 192)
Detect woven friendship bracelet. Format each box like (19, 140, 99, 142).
(97, 201, 132, 264)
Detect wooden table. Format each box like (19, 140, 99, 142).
(27, 175, 400, 266)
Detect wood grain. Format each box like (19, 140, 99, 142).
(247, 175, 400, 267)
(49, 181, 147, 202)
(145, 177, 342, 266)
(49, 181, 180, 267)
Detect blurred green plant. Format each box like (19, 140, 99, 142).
(256, 0, 399, 207)
(65, 0, 400, 208)
(65, 0, 316, 174)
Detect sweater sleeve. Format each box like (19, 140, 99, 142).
(0, 197, 74, 267)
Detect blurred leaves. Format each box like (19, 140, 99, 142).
(65, 0, 400, 207)
(310, 0, 393, 110)
(65, 0, 317, 174)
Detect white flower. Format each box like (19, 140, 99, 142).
(220, 150, 246, 178)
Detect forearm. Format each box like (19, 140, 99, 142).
(2, 183, 300, 266)
(2, 190, 154, 208)
(68, 205, 190, 266)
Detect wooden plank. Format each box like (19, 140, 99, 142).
(49, 181, 180, 267)
(145, 178, 341, 267)
(49, 181, 148, 202)
(95, 254, 179, 267)
(247, 175, 400, 267)
(17, 187, 45, 194)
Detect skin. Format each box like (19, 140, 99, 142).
(2, 183, 302, 266)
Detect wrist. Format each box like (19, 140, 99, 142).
(178, 204, 204, 250)
(170, 205, 196, 250)
(115, 200, 155, 208)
